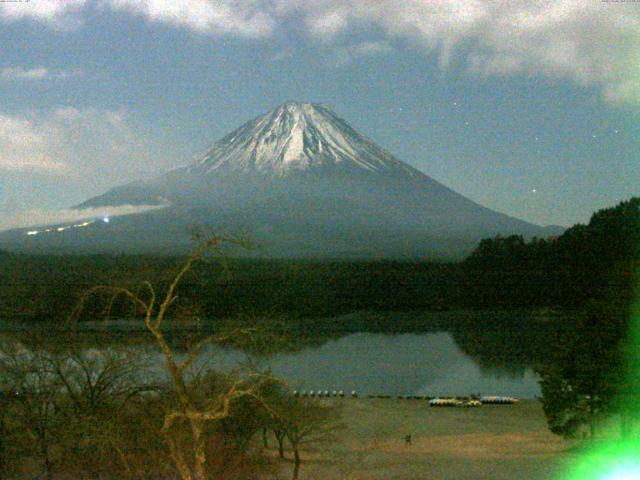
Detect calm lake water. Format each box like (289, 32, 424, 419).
(0, 321, 543, 398)
(190, 332, 542, 398)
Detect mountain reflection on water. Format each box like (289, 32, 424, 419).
(0, 311, 557, 398)
(245, 332, 542, 398)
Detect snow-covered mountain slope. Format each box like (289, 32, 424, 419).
(5, 102, 563, 258)
(75, 101, 466, 210)
(184, 101, 419, 177)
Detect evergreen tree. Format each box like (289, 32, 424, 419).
(536, 301, 626, 438)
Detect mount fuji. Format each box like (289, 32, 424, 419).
(2, 102, 561, 258)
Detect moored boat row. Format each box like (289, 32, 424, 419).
(292, 390, 519, 405)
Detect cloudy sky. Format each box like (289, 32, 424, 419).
(1, 0, 638, 229)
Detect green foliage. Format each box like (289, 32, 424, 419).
(0, 255, 464, 323)
(536, 302, 627, 439)
(464, 197, 639, 309)
(449, 310, 561, 375)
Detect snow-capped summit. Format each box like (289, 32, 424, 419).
(184, 101, 416, 177)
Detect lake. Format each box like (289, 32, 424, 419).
(200, 331, 542, 398)
(0, 316, 546, 398)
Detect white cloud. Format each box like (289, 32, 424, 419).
(302, 5, 349, 39)
(1, 66, 48, 80)
(1, 66, 82, 81)
(104, 0, 276, 37)
(287, 0, 640, 104)
(0, 114, 66, 173)
(334, 41, 394, 66)
(0, 107, 149, 176)
(0, 1, 638, 105)
(0, 0, 87, 28)
(102, 0, 640, 105)
(0, 204, 168, 232)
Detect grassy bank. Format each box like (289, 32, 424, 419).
(267, 399, 575, 480)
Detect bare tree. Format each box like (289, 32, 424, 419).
(0, 341, 63, 480)
(50, 348, 153, 415)
(51, 348, 160, 479)
(0, 384, 16, 480)
(0, 339, 163, 480)
(73, 236, 278, 480)
(266, 391, 341, 480)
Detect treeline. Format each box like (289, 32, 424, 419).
(463, 197, 639, 310)
(0, 256, 463, 323)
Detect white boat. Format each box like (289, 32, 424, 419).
(480, 396, 519, 404)
(429, 398, 463, 407)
